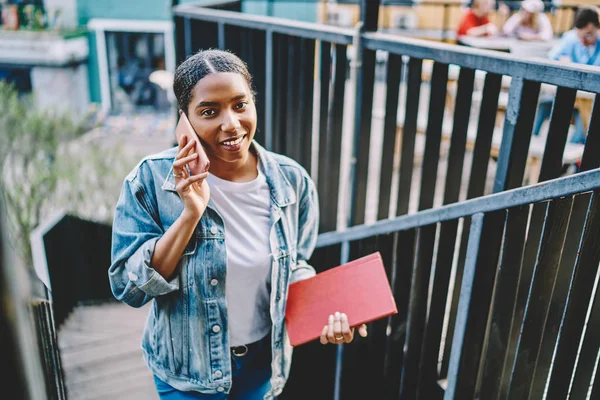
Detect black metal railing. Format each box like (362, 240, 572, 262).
(173, 1, 600, 399)
(38, 214, 114, 327)
(31, 300, 68, 400)
(306, 168, 600, 399)
(174, 0, 600, 233)
(1, 191, 66, 400)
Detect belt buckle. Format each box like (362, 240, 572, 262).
(232, 345, 248, 357)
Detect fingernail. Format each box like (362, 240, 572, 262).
(342, 313, 347, 319)
(328, 315, 334, 323)
(335, 312, 340, 319)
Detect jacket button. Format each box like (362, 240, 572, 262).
(212, 325, 221, 333)
(210, 226, 218, 234)
(210, 279, 219, 286)
(217, 386, 225, 392)
(214, 370, 222, 378)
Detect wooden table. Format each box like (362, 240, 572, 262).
(458, 36, 560, 58)
(457, 36, 512, 52)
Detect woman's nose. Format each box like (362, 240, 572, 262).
(221, 110, 241, 132)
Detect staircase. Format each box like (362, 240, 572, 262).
(58, 302, 159, 400)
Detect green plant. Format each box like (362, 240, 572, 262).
(0, 82, 85, 265)
(0, 82, 145, 267)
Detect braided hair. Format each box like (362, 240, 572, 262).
(173, 49, 254, 115)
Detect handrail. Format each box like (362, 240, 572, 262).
(317, 168, 600, 247)
(173, 3, 355, 44)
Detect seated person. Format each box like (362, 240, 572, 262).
(457, 0, 498, 38)
(533, 7, 600, 144)
(502, 0, 553, 41)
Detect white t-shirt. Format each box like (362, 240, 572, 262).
(206, 163, 272, 346)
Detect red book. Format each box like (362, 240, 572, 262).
(285, 252, 398, 346)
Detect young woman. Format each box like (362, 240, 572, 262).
(502, 0, 553, 41)
(109, 49, 367, 399)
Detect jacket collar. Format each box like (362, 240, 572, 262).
(161, 141, 296, 208)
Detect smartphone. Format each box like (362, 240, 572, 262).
(174, 112, 210, 175)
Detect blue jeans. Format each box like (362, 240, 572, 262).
(533, 98, 587, 144)
(153, 335, 272, 399)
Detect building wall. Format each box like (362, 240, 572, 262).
(243, 1, 317, 22)
(45, 0, 79, 28)
(79, 0, 317, 104)
(78, 0, 200, 104)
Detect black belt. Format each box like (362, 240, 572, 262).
(231, 334, 270, 357)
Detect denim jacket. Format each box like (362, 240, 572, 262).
(109, 141, 318, 398)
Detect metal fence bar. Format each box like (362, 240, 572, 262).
(264, 30, 274, 150)
(340, 235, 394, 399)
(440, 218, 468, 380)
(443, 67, 475, 205)
(252, 29, 267, 147)
(569, 260, 600, 398)
(319, 44, 347, 233)
(317, 40, 332, 199)
(399, 224, 437, 400)
(418, 62, 448, 211)
(273, 33, 287, 154)
(538, 87, 577, 182)
(581, 95, 600, 172)
(548, 194, 600, 398)
(466, 72, 502, 200)
(396, 57, 423, 216)
(478, 205, 530, 399)
(349, 46, 377, 226)
(506, 197, 574, 398)
(285, 36, 300, 162)
(494, 78, 541, 192)
(416, 219, 459, 398)
(300, 38, 316, 171)
(377, 53, 403, 220)
(387, 229, 416, 398)
(444, 210, 506, 399)
(529, 198, 591, 397)
(183, 17, 192, 57)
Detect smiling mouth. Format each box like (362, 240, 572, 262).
(220, 135, 246, 146)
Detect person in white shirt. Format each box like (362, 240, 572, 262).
(502, 0, 553, 41)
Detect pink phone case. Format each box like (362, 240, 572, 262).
(175, 113, 210, 175)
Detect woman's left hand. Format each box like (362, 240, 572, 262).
(320, 312, 368, 345)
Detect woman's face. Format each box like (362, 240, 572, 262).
(186, 72, 257, 167)
(520, 10, 534, 24)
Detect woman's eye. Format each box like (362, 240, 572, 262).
(201, 109, 216, 117)
(235, 102, 247, 110)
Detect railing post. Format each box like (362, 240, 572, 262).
(347, 0, 380, 228)
(264, 30, 274, 151)
(333, 240, 351, 400)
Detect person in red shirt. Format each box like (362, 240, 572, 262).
(457, 0, 498, 38)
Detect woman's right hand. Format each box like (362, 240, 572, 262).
(173, 136, 210, 219)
